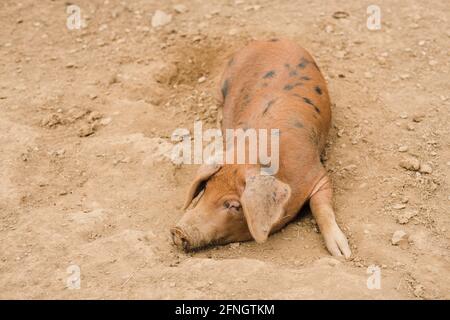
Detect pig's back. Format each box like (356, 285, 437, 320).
(219, 39, 332, 207)
(220, 39, 331, 147)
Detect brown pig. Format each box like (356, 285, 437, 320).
(171, 39, 351, 258)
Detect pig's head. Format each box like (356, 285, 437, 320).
(170, 163, 291, 251)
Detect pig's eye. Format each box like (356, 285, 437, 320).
(223, 200, 241, 213)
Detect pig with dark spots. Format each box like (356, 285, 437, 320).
(171, 38, 351, 258)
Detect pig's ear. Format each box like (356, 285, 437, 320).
(182, 163, 222, 210)
(241, 175, 291, 243)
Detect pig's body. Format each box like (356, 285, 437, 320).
(219, 39, 331, 232)
(172, 39, 351, 258)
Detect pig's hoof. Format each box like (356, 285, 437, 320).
(323, 225, 352, 259)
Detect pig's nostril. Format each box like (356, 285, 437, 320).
(181, 238, 189, 250)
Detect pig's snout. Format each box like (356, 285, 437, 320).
(170, 226, 192, 251)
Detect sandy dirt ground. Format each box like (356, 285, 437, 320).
(0, 0, 449, 299)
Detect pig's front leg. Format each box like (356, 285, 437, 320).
(309, 176, 351, 259)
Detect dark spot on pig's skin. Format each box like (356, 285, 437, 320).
(300, 76, 311, 81)
(303, 97, 320, 114)
(263, 70, 276, 79)
(262, 98, 277, 115)
(284, 63, 291, 69)
(289, 70, 298, 77)
(269, 38, 279, 42)
(221, 79, 229, 99)
(297, 57, 310, 69)
(293, 94, 321, 114)
(261, 82, 269, 88)
(292, 120, 304, 128)
(315, 86, 322, 95)
(284, 84, 294, 91)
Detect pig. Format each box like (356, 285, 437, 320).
(170, 38, 351, 258)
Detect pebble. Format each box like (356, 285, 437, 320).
(173, 4, 188, 13)
(316, 257, 341, 267)
(399, 74, 410, 80)
(391, 230, 408, 246)
(399, 157, 420, 171)
(228, 28, 238, 36)
(397, 211, 417, 224)
(342, 164, 357, 171)
(393, 203, 406, 210)
(398, 145, 408, 152)
(197, 76, 206, 83)
(78, 124, 95, 137)
(100, 117, 112, 126)
(334, 50, 347, 59)
(41, 114, 62, 128)
(88, 111, 102, 122)
(50, 149, 66, 157)
(151, 10, 172, 28)
(412, 113, 425, 122)
(419, 163, 432, 174)
(229, 242, 240, 249)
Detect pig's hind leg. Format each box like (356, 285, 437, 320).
(309, 176, 352, 259)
